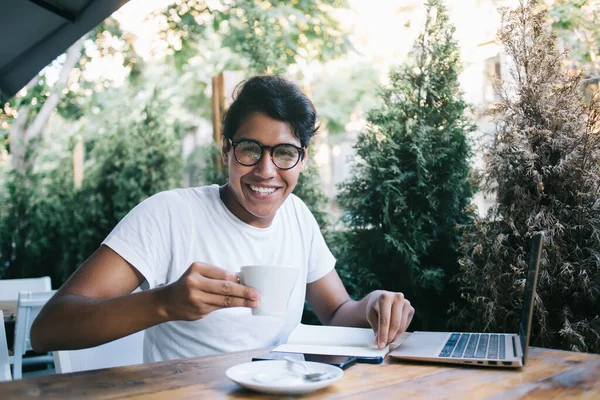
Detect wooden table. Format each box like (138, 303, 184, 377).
(0, 338, 599, 399)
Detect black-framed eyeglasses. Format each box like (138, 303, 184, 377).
(228, 138, 305, 170)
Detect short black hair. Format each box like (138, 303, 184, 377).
(222, 75, 318, 148)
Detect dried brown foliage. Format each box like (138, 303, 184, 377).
(451, 0, 600, 353)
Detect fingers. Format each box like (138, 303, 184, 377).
(390, 298, 415, 343)
(366, 296, 379, 344)
(187, 262, 260, 309)
(191, 262, 239, 283)
(200, 292, 260, 309)
(387, 296, 405, 346)
(402, 300, 415, 333)
(199, 277, 260, 303)
(371, 292, 415, 349)
(375, 293, 393, 349)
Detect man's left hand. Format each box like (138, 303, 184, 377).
(366, 290, 415, 350)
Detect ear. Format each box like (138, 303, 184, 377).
(221, 137, 229, 164)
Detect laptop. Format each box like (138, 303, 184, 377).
(389, 232, 544, 368)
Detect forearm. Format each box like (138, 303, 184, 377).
(31, 288, 169, 353)
(328, 292, 375, 327)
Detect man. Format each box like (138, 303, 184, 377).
(31, 75, 414, 361)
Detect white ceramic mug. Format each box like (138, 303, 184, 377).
(239, 265, 299, 316)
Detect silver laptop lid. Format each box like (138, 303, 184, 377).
(518, 232, 544, 365)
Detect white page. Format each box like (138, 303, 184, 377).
(272, 324, 389, 357)
(274, 343, 388, 358)
(287, 324, 377, 347)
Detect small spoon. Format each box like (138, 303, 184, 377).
(283, 356, 329, 381)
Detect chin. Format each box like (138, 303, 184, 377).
(247, 207, 278, 220)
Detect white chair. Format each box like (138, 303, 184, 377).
(0, 311, 12, 381)
(0, 277, 53, 379)
(0, 277, 52, 301)
(12, 290, 56, 379)
(54, 330, 145, 373)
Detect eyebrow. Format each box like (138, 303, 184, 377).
(235, 138, 303, 148)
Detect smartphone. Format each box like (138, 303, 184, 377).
(355, 356, 383, 364)
(304, 354, 359, 369)
(252, 352, 358, 370)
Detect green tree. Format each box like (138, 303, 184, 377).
(0, 143, 73, 280)
(0, 88, 182, 283)
(310, 64, 381, 134)
(157, 0, 351, 75)
(549, 0, 600, 77)
(335, 0, 475, 330)
(452, 0, 600, 353)
(0, 18, 141, 173)
(294, 153, 330, 230)
(192, 142, 229, 188)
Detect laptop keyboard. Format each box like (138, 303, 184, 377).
(439, 333, 506, 359)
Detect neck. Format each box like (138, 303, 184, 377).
(218, 184, 273, 228)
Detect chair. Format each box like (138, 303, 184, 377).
(12, 291, 56, 379)
(54, 330, 145, 373)
(0, 277, 52, 301)
(0, 311, 12, 381)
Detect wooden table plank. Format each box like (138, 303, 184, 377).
(486, 357, 600, 400)
(337, 348, 599, 400)
(0, 343, 598, 399)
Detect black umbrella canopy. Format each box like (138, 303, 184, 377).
(0, 0, 131, 103)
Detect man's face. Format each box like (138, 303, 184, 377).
(221, 112, 307, 228)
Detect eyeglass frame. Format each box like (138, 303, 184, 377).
(227, 138, 306, 170)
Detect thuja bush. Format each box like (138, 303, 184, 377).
(451, 0, 600, 353)
(335, 0, 475, 330)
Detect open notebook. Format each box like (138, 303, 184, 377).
(273, 324, 389, 359)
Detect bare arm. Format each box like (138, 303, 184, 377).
(306, 269, 415, 350)
(31, 245, 260, 353)
(306, 269, 369, 327)
(31, 246, 167, 352)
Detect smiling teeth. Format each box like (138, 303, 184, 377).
(249, 185, 276, 195)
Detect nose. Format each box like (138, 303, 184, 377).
(253, 149, 278, 178)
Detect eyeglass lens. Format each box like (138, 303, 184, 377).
(235, 140, 300, 169)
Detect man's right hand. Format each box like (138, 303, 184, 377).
(31, 248, 260, 353)
(158, 262, 261, 321)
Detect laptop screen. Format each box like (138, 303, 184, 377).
(517, 232, 544, 364)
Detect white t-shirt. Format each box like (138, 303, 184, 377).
(102, 184, 336, 362)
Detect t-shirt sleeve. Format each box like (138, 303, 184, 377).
(294, 198, 336, 283)
(102, 190, 190, 289)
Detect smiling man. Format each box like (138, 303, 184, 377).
(220, 111, 305, 227)
(31, 75, 414, 362)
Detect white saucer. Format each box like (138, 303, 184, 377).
(225, 360, 344, 395)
